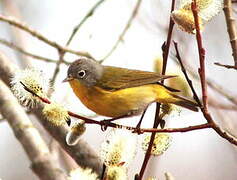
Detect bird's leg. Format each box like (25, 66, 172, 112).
(136, 107, 148, 129)
(132, 106, 149, 134)
(100, 110, 141, 131)
(100, 114, 131, 131)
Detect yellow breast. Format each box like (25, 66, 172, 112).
(69, 79, 170, 117)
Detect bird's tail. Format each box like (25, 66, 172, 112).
(171, 94, 199, 112)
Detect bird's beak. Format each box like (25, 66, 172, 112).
(62, 77, 74, 83)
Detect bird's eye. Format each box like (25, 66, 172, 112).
(78, 70, 86, 78)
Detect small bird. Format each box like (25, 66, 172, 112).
(63, 58, 198, 118)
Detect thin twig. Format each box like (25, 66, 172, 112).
(51, 1, 107, 88)
(0, 80, 67, 180)
(172, 58, 237, 106)
(66, 0, 106, 46)
(51, 50, 65, 87)
(206, 78, 237, 106)
(214, 62, 237, 70)
(138, 0, 175, 179)
(50, 0, 107, 87)
(173, 41, 201, 106)
(0, 38, 69, 64)
(100, 0, 142, 63)
(209, 99, 237, 110)
(0, 14, 92, 58)
(174, 36, 237, 146)
(223, 0, 237, 66)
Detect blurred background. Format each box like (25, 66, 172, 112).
(0, 0, 237, 179)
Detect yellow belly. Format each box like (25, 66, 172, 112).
(69, 79, 173, 117)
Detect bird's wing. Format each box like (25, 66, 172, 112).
(96, 66, 178, 91)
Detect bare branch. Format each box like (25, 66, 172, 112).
(0, 38, 70, 64)
(173, 41, 202, 106)
(192, 1, 207, 109)
(138, 0, 175, 179)
(189, 0, 237, 146)
(66, 0, 106, 46)
(172, 58, 237, 106)
(100, 0, 142, 63)
(209, 100, 237, 110)
(0, 14, 92, 58)
(50, 51, 65, 88)
(51, 1, 108, 87)
(0, 51, 18, 85)
(214, 62, 237, 70)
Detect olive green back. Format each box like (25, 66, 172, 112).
(96, 66, 177, 91)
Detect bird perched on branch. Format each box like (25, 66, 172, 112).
(63, 58, 198, 119)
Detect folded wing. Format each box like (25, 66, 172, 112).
(96, 66, 178, 91)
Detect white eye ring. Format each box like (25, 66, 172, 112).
(78, 70, 86, 78)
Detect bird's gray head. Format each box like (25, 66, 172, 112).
(63, 58, 103, 86)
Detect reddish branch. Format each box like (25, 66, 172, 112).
(138, 0, 176, 179)
(191, 0, 237, 146)
(214, 62, 237, 70)
(174, 39, 237, 146)
(21, 85, 213, 134)
(192, 1, 207, 110)
(21, 66, 237, 147)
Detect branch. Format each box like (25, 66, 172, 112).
(190, 0, 237, 146)
(14, 86, 215, 134)
(50, 0, 107, 87)
(66, 0, 106, 46)
(8, 47, 237, 151)
(174, 37, 237, 146)
(192, 1, 207, 110)
(0, 80, 67, 180)
(214, 62, 237, 70)
(0, 38, 70, 64)
(0, 14, 92, 58)
(0, 51, 104, 177)
(173, 41, 202, 106)
(172, 58, 237, 106)
(100, 0, 142, 63)
(223, 0, 237, 67)
(141, 123, 212, 133)
(50, 50, 65, 88)
(208, 99, 237, 110)
(138, 0, 175, 179)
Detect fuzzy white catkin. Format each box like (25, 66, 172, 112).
(11, 68, 50, 108)
(100, 128, 137, 166)
(66, 121, 86, 146)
